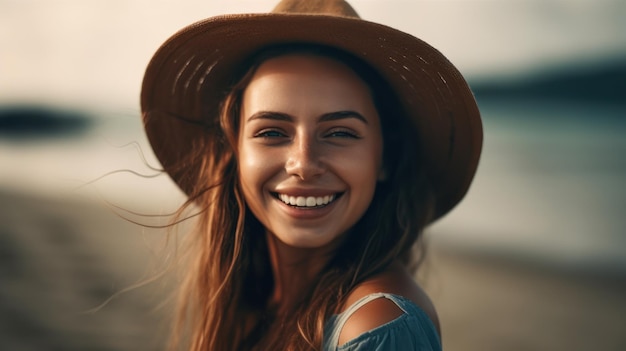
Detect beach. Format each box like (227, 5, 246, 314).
(2, 188, 625, 351)
(423, 246, 626, 351)
(0, 187, 185, 350)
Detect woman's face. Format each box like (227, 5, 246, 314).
(238, 54, 384, 249)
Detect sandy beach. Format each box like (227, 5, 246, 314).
(0, 189, 174, 351)
(422, 247, 626, 351)
(1, 188, 625, 351)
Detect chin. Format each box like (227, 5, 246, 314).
(273, 228, 347, 251)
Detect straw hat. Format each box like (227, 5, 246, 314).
(141, 0, 482, 221)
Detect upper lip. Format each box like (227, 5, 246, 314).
(272, 187, 342, 197)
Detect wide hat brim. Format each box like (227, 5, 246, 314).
(141, 12, 483, 222)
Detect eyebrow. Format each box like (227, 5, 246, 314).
(320, 111, 368, 124)
(246, 110, 368, 124)
(246, 111, 292, 123)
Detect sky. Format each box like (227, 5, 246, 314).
(1, 0, 625, 111)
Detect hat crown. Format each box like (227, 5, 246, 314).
(272, 0, 360, 18)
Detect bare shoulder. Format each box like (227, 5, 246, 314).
(338, 261, 440, 345)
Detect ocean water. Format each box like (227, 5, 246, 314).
(0, 107, 186, 213)
(431, 99, 626, 272)
(1, 99, 625, 272)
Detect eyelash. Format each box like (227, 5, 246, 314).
(325, 129, 360, 139)
(252, 128, 360, 139)
(254, 129, 287, 138)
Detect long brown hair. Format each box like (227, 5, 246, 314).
(165, 44, 435, 350)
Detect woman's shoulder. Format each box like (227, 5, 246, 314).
(336, 261, 440, 346)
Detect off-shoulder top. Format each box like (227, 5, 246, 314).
(323, 293, 442, 351)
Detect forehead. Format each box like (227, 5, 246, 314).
(242, 53, 377, 115)
(252, 53, 366, 81)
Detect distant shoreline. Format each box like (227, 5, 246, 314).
(471, 58, 626, 106)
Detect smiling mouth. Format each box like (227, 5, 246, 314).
(273, 193, 342, 208)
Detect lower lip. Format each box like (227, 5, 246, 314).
(275, 196, 339, 220)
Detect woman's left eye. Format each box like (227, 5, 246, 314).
(325, 130, 359, 139)
(254, 129, 286, 138)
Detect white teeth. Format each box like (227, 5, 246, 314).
(306, 197, 316, 206)
(278, 194, 337, 207)
(296, 197, 306, 206)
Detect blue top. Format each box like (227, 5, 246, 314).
(323, 293, 442, 351)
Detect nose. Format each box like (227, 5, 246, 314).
(285, 135, 325, 180)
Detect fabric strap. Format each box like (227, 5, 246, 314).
(327, 292, 408, 347)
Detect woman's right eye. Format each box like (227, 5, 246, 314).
(254, 129, 287, 138)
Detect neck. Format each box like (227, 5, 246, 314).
(265, 233, 335, 314)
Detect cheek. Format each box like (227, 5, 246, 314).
(238, 146, 260, 189)
(340, 157, 379, 185)
(238, 144, 279, 195)
(348, 139, 384, 182)
(237, 145, 280, 226)
(237, 149, 264, 218)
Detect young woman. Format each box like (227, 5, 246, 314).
(140, 0, 482, 350)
